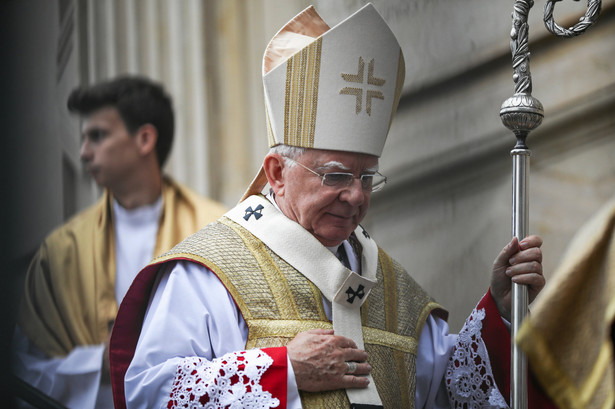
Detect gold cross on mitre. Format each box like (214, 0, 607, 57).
(340, 57, 386, 115)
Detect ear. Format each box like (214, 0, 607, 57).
(263, 153, 287, 197)
(135, 124, 158, 157)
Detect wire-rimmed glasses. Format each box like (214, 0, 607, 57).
(284, 157, 387, 192)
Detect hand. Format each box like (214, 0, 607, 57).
(286, 329, 372, 392)
(490, 235, 545, 321)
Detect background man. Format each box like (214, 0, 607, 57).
(110, 5, 551, 409)
(13, 75, 227, 408)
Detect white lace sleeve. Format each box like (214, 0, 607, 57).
(168, 349, 280, 409)
(445, 308, 509, 409)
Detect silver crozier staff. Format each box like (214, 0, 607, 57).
(499, 1, 602, 408)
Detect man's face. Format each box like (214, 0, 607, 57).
(276, 149, 378, 247)
(79, 106, 141, 188)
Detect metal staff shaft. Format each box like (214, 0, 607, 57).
(511, 149, 530, 408)
(500, 1, 601, 407)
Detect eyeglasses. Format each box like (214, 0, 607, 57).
(284, 157, 387, 192)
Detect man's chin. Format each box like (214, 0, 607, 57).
(316, 228, 355, 247)
(89, 173, 106, 187)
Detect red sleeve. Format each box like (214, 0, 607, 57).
(260, 347, 288, 408)
(480, 291, 559, 409)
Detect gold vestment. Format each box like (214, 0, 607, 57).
(156, 217, 447, 408)
(518, 197, 615, 409)
(18, 176, 227, 357)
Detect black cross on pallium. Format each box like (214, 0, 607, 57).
(244, 204, 264, 221)
(362, 228, 370, 239)
(346, 284, 365, 304)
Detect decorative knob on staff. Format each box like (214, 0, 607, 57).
(500, 1, 601, 408)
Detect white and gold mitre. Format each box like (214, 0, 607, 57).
(263, 3, 405, 156)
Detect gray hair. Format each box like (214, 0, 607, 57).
(269, 145, 307, 167)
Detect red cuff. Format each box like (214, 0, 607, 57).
(480, 290, 559, 409)
(478, 290, 510, 402)
(259, 347, 288, 408)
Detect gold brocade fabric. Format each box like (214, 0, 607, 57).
(157, 218, 446, 409)
(518, 197, 615, 409)
(18, 176, 227, 357)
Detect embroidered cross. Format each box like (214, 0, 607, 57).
(339, 57, 386, 115)
(346, 284, 365, 304)
(244, 204, 264, 221)
(362, 228, 370, 239)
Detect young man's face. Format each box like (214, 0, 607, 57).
(79, 106, 141, 189)
(275, 149, 378, 247)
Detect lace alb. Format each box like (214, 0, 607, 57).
(168, 349, 280, 409)
(446, 307, 509, 408)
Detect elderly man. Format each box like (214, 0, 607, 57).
(110, 4, 550, 409)
(13, 76, 227, 408)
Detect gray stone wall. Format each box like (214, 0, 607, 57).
(354, 0, 615, 330)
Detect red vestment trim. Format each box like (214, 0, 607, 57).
(260, 347, 289, 408)
(109, 261, 163, 409)
(479, 290, 558, 409)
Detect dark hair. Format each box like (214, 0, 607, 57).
(67, 75, 175, 168)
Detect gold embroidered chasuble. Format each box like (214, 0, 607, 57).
(154, 197, 446, 408)
(18, 176, 227, 358)
(518, 196, 615, 409)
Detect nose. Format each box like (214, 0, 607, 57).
(80, 137, 92, 163)
(339, 178, 366, 206)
